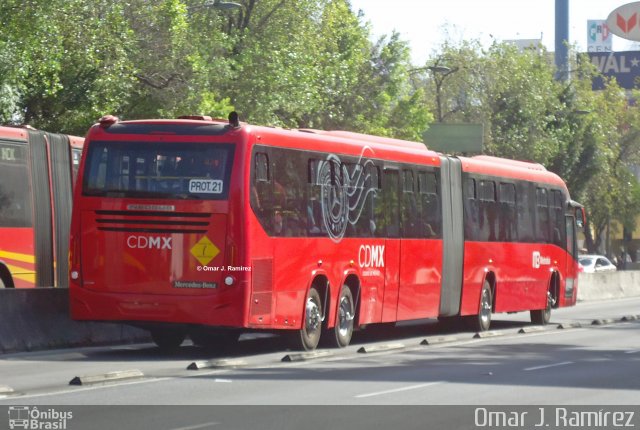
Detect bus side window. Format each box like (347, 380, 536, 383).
(463, 177, 477, 240)
(418, 171, 440, 238)
(479, 180, 497, 242)
(536, 187, 550, 243)
(0, 142, 32, 228)
(350, 163, 379, 237)
(550, 189, 565, 247)
(516, 183, 535, 242)
(376, 169, 400, 238)
(252, 152, 271, 216)
(402, 169, 418, 237)
(498, 182, 517, 242)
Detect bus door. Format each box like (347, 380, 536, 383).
(380, 168, 401, 322)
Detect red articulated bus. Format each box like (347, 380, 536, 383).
(69, 113, 584, 350)
(0, 125, 84, 288)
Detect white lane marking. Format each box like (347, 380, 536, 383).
(524, 361, 573, 371)
(625, 350, 640, 354)
(355, 381, 443, 398)
(214, 378, 232, 383)
(172, 422, 219, 430)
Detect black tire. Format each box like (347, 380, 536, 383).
(151, 329, 186, 351)
(530, 293, 552, 325)
(468, 281, 492, 332)
(0, 266, 14, 288)
(326, 285, 355, 348)
(291, 287, 323, 351)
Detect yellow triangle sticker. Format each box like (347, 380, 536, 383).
(190, 236, 220, 266)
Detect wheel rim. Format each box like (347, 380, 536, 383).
(305, 296, 321, 334)
(337, 295, 354, 338)
(480, 288, 491, 325)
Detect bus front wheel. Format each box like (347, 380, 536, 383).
(530, 292, 552, 325)
(468, 281, 492, 332)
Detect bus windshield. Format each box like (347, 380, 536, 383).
(82, 141, 235, 200)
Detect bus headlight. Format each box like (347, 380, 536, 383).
(71, 271, 80, 280)
(224, 276, 236, 286)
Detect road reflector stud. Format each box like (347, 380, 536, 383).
(420, 336, 458, 345)
(357, 343, 405, 353)
(557, 322, 584, 329)
(187, 359, 248, 370)
(69, 369, 144, 386)
(281, 351, 333, 362)
(0, 385, 15, 395)
(473, 330, 505, 339)
(518, 326, 546, 334)
(591, 319, 615, 326)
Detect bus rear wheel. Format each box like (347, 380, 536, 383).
(151, 329, 186, 352)
(468, 281, 492, 332)
(291, 287, 323, 351)
(530, 293, 552, 325)
(326, 285, 354, 348)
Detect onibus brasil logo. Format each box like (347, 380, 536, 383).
(8, 406, 73, 429)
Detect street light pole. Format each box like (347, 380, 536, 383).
(426, 65, 457, 122)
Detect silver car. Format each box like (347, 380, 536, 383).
(578, 255, 617, 273)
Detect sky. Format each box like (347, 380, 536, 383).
(348, 0, 638, 65)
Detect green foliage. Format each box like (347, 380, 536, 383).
(2, 0, 639, 251)
(425, 38, 640, 253)
(0, 0, 135, 133)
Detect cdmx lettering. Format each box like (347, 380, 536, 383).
(358, 244, 385, 268)
(126, 235, 172, 250)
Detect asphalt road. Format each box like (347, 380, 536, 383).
(1, 298, 639, 429)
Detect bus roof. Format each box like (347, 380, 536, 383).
(0, 125, 29, 141)
(90, 115, 566, 186)
(459, 154, 566, 187)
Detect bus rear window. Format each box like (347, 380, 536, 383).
(82, 141, 235, 200)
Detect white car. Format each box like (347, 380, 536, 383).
(578, 255, 617, 273)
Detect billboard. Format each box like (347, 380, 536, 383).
(588, 51, 640, 90)
(606, 1, 640, 41)
(588, 20, 612, 52)
(423, 123, 484, 154)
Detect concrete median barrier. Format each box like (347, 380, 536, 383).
(577, 271, 640, 301)
(1, 271, 637, 353)
(0, 288, 149, 354)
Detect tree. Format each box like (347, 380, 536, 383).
(0, 0, 135, 134)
